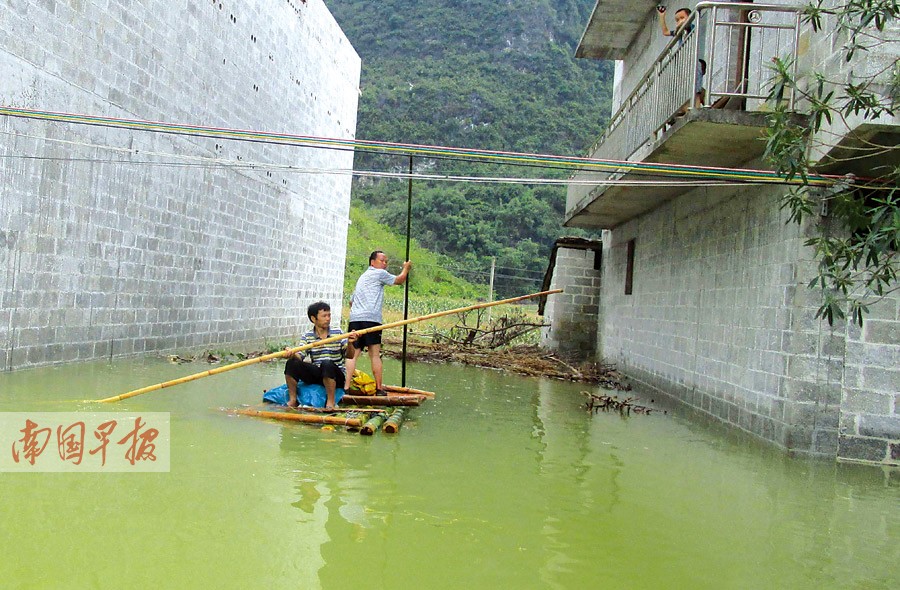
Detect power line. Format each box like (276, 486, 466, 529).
(0, 130, 760, 188)
(412, 261, 545, 277)
(0, 105, 856, 187)
(414, 264, 542, 279)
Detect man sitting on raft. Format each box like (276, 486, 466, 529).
(284, 301, 358, 410)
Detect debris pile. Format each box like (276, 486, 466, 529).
(174, 328, 631, 391)
(383, 339, 630, 390)
(583, 391, 662, 416)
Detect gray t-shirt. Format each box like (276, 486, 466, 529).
(349, 266, 396, 323)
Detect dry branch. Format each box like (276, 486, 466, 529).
(582, 392, 661, 416)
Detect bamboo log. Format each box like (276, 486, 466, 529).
(95, 289, 560, 403)
(382, 385, 435, 398)
(340, 395, 425, 406)
(302, 407, 384, 413)
(232, 408, 363, 427)
(282, 405, 384, 414)
(343, 409, 388, 432)
(382, 408, 407, 434)
(360, 413, 388, 436)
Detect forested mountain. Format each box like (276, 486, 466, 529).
(324, 0, 612, 295)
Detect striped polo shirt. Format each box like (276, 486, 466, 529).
(300, 328, 347, 370)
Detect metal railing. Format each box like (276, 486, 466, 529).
(586, 2, 803, 165)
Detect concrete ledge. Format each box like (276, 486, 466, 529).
(565, 109, 809, 229)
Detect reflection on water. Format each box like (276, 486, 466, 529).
(0, 356, 897, 589)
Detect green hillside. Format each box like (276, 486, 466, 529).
(326, 0, 611, 296)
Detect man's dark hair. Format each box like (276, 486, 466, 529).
(369, 250, 384, 264)
(307, 301, 330, 321)
(675, 7, 691, 15)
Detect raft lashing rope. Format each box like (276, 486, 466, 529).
(0, 106, 861, 187)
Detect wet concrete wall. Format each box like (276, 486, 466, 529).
(590, 176, 899, 466)
(0, 0, 360, 370)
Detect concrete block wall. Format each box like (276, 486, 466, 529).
(0, 0, 360, 370)
(597, 179, 899, 465)
(779, 252, 850, 458)
(801, 0, 899, 91)
(800, 0, 900, 162)
(790, 0, 900, 463)
(838, 296, 900, 464)
(541, 247, 601, 359)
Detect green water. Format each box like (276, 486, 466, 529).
(0, 357, 897, 589)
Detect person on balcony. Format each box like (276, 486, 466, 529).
(657, 5, 692, 37)
(657, 5, 706, 111)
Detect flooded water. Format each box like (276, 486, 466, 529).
(1, 356, 897, 589)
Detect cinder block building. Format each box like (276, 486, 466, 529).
(550, 1, 899, 465)
(0, 0, 360, 369)
(539, 237, 602, 358)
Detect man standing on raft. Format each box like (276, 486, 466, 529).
(284, 301, 357, 410)
(345, 251, 411, 395)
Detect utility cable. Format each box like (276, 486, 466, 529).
(0, 130, 775, 188)
(0, 105, 861, 187)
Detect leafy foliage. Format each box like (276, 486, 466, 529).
(326, 0, 611, 296)
(764, 0, 899, 325)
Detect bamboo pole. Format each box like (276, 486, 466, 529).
(360, 413, 388, 436)
(402, 154, 413, 387)
(291, 406, 384, 413)
(232, 408, 363, 427)
(382, 385, 435, 398)
(94, 289, 562, 403)
(382, 408, 407, 434)
(340, 394, 425, 407)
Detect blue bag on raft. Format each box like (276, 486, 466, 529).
(262, 383, 345, 408)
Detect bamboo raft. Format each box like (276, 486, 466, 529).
(230, 385, 434, 436)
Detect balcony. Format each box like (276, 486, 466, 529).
(566, 2, 805, 229)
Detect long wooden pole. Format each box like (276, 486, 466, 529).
(339, 394, 424, 407)
(94, 288, 562, 403)
(232, 408, 363, 427)
(382, 385, 435, 398)
(402, 154, 413, 387)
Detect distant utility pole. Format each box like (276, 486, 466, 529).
(487, 257, 495, 322)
